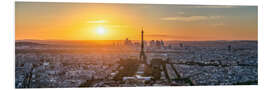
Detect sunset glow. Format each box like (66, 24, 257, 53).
(15, 2, 257, 41)
(96, 26, 106, 35)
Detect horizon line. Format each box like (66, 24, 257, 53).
(15, 39, 258, 41)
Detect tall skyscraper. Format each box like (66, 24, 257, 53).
(139, 28, 147, 64)
(124, 38, 132, 46)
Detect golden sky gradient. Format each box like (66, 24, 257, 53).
(15, 2, 258, 41)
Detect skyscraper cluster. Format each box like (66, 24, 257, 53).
(150, 40, 165, 48)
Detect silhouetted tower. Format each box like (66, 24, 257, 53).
(140, 28, 147, 64)
(124, 38, 132, 46)
(228, 45, 232, 51)
(179, 43, 184, 47)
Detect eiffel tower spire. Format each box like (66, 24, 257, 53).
(140, 27, 147, 64)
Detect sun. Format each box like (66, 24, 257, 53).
(96, 26, 106, 35)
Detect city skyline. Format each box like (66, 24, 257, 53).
(15, 2, 258, 87)
(16, 2, 257, 41)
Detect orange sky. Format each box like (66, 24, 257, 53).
(15, 2, 258, 41)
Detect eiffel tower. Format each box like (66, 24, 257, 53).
(139, 27, 147, 64)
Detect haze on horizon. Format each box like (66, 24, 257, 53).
(15, 2, 257, 41)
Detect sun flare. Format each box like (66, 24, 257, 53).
(96, 26, 106, 35)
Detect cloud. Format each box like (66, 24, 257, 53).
(88, 20, 108, 24)
(107, 25, 129, 28)
(145, 34, 214, 40)
(177, 12, 185, 15)
(185, 6, 236, 8)
(145, 34, 174, 38)
(212, 22, 225, 26)
(145, 34, 197, 39)
(161, 16, 224, 22)
(87, 20, 128, 28)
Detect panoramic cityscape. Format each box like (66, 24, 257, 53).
(15, 2, 257, 88)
